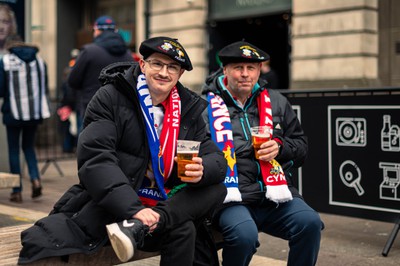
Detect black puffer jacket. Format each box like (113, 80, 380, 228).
(18, 62, 227, 264)
(202, 68, 308, 204)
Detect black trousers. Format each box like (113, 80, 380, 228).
(141, 183, 226, 266)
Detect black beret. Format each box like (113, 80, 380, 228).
(218, 41, 270, 65)
(139, 36, 193, 71)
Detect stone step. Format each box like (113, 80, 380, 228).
(0, 173, 20, 189)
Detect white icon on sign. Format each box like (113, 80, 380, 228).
(381, 115, 400, 152)
(379, 162, 400, 201)
(339, 160, 365, 196)
(336, 117, 366, 147)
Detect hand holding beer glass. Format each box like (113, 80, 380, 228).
(250, 126, 271, 159)
(177, 140, 201, 181)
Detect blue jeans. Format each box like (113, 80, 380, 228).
(6, 125, 40, 193)
(218, 197, 323, 266)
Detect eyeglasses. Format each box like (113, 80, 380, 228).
(145, 59, 181, 74)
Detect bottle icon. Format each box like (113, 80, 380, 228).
(381, 115, 391, 151)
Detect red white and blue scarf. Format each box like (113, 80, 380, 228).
(136, 74, 180, 206)
(207, 92, 242, 203)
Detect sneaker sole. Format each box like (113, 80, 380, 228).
(106, 223, 134, 262)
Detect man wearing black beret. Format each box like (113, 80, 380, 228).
(18, 37, 227, 265)
(201, 41, 323, 266)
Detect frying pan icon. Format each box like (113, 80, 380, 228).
(339, 160, 365, 196)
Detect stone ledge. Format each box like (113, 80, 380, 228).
(0, 173, 20, 189)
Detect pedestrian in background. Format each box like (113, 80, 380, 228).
(0, 40, 50, 203)
(202, 41, 323, 266)
(68, 15, 133, 134)
(57, 48, 79, 153)
(260, 59, 279, 89)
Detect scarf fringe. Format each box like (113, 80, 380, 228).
(265, 185, 293, 203)
(224, 187, 242, 203)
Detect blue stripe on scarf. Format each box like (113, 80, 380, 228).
(137, 74, 168, 200)
(207, 92, 241, 202)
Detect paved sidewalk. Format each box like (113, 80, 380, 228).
(0, 159, 285, 265)
(0, 159, 398, 265)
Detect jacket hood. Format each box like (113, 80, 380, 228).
(94, 30, 129, 56)
(201, 67, 223, 96)
(8, 43, 39, 62)
(99, 61, 137, 85)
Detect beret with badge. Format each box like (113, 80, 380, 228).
(139, 36, 193, 71)
(218, 41, 270, 66)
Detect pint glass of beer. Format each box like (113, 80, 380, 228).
(177, 140, 201, 180)
(250, 126, 271, 159)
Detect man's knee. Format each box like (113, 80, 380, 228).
(174, 221, 196, 240)
(296, 210, 323, 239)
(224, 220, 259, 248)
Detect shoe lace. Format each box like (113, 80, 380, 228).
(136, 223, 153, 248)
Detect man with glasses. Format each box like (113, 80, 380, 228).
(18, 37, 227, 266)
(68, 15, 134, 134)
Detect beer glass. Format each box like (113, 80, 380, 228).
(177, 140, 201, 180)
(250, 126, 271, 159)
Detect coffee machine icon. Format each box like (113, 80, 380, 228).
(379, 162, 400, 201)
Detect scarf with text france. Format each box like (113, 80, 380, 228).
(136, 74, 180, 207)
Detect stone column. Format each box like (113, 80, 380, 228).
(147, 0, 208, 93)
(291, 0, 379, 89)
(0, 100, 8, 171)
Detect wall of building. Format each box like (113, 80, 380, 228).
(137, 0, 208, 93)
(25, 0, 396, 94)
(143, 0, 383, 91)
(31, 0, 57, 97)
(291, 0, 379, 89)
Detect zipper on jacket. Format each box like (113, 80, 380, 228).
(239, 117, 249, 141)
(244, 112, 252, 134)
(241, 86, 261, 138)
(240, 112, 253, 141)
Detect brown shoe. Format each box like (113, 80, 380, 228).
(10, 192, 22, 203)
(32, 179, 42, 199)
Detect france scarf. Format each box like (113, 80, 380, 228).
(207, 92, 242, 203)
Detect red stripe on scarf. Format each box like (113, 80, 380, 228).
(257, 89, 292, 203)
(159, 86, 180, 180)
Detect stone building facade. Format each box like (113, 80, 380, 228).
(29, 0, 400, 92)
(135, 0, 399, 91)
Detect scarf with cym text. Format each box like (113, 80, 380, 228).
(257, 89, 292, 203)
(136, 74, 180, 207)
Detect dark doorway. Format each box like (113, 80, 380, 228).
(207, 13, 291, 89)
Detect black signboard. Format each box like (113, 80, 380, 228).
(281, 88, 400, 224)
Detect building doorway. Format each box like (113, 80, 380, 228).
(207, 13, 291, 89)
